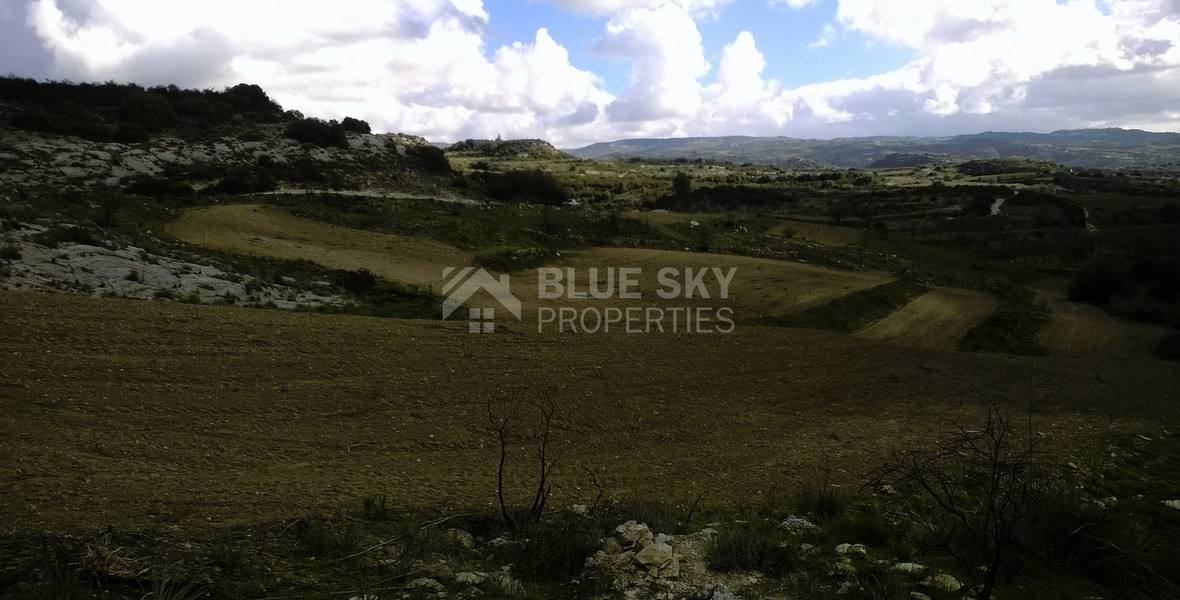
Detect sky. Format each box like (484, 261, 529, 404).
(1, 0, 1179, 147)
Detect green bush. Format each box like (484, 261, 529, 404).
(341, 116, 371, 134)
(284, 117, 347, 148)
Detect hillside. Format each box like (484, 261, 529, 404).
(447, 137, 571, 160)
(570, 128, 1180, 169)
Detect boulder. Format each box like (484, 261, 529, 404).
(781, 515, 818, 533)
(616, 520, 654, 550)
(634, 542, 678, 578)
(922, 573, 962, 593)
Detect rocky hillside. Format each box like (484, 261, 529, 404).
(0, 77, 456, 195)
(447, 137, 572, 160)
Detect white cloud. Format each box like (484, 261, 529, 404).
(548, 0, 734, 17)
(770, 0, 820, 8)
(13, 0, 1180, 146)
(22, 0, 620, 146)
(808, 23, 836, 48)
(595, 4, 711, 122)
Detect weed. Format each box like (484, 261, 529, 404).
(706, 521, 795, 575)
(362, 494, 396, 521)
(513, 513, 602, 581)
(144, 570, 208, 600)
(0, 241, 20, 260)
(796, 485, 850, 522)
(35, 564, 86, 600)
(210, 531, 249, 574)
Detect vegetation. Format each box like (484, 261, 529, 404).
(762, 281, 927, 332)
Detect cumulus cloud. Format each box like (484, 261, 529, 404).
(8, 0, 1180, 145)
(595, 4, 710, 123)
(18, 0, 620, 145)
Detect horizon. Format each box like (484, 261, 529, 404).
(2, 1, 1179, 147)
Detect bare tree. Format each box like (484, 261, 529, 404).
(874, 404, 1041, 600)
(487, 385, 558, 537)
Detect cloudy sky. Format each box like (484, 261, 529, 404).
(2, 0, 1179, 147)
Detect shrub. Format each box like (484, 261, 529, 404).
(284, 117, 347, 148)
(514, 514, 602, 581)
(341, 116, 371, 134)
(0, 242, 20, 260)
(409, 144, 454, 174)
(204, 166, 276, 195)
(706, 522, 795, 575)
(795, 485, 850, 522)
(123, 176, 194, 197)
(1069, 259, 1134, 305)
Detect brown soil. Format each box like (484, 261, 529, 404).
(2, 290, 1177, 535)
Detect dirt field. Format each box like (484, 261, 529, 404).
(856, 287, 998, 351)
(2, 290, 1178, 535)
(168, 205, 893, 321)
(167, 204, 472, 287)
(1033, 277, 1169, 359)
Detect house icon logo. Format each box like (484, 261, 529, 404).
(441, 267, 522, 333)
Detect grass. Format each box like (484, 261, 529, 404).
(795, 484, 851, 522)
(705, 521, 796, 575)
(959, 279, 1049, 355)
(762, 280, 927, 332)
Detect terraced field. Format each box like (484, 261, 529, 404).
(857, 287, 998, 351)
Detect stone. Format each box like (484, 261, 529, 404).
(1162, 499, 1180, 510)
(616, 520, 654, 550)
(635, 542, 678, 578)
(454, 572, 487, 585)
(408, 578, 444, 592)
(836, 543, 867, 556)
(891, 562, 927, 575)
(922, 573, 962, 592)
(781, 515, 818, 533)
(445, 528, 476, 550)
(418, 561, 454, 582)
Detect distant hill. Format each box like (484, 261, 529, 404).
(446, 138, 571, 160)
(569, 129, 1180, 169)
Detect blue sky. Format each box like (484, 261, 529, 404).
(481, 0, 916, 91)
(3, 0, 1179, 146)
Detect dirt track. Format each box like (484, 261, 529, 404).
(857, 287, 998, 351)
(1033, 278, 1168, 359)
(2, 290, 1178, 535)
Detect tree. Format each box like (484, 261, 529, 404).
(874, 404, 1041, 600)
(672, 171, 692, 196)
(341, 116, 371, 134)
(487, 385, 559, 537)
